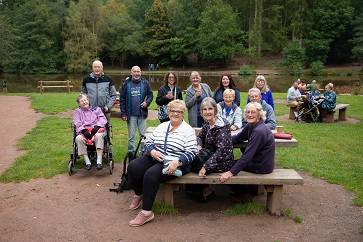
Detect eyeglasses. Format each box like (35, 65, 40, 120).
(168, 76, 175, 79)
(170, 109, 184, 114)
(245, 110, 257, 115)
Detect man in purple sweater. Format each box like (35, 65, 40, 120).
(220, 102, 275, 203)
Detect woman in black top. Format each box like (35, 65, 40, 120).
(156, 71, 183, 123)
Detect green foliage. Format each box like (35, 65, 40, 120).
(144, 0, 172, 63)
(350, 13, 363, 65)
(310, 60, 324, 76)
(152, 199, 178, 215)
(197, 0, 241, 65)
(281, 208, 293, 217)
(262, 4, 288, 53)
(281, 41, 306, 75)
(0, 0, 361, 72)
(101, 1, 144, 67)
(293, 216, 303, 223)
(4, 0, 63, 73)
(238, 65, 255, 75)
(281, 208, 303, 223)
(63, 0, 104, 72)
(226, 202, 265, 215)
(304, 0, 354, 63)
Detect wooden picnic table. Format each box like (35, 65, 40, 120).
(143, 127, 298, 148)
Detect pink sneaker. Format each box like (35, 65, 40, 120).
(129, 211, 154, 227)
(129, 195, 143, 210)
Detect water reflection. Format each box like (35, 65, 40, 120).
(0, 73, 361, 94)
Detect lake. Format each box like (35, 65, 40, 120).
(1, 73, 361, 94)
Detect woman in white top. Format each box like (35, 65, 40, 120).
(127, 100, 197, 227)
(217, 89, 242, 131)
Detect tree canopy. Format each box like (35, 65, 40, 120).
(0, 0, 361, 73)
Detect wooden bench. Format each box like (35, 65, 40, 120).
(288, 105, 296, 119)
(164, 169, 303, 216)
(321, 104, 350, 123)
(38, 80, 73, 94)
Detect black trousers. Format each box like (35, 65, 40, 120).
(127, 154, 185, 210)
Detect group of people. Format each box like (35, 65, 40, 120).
(73, 61, 335, 227)
(287, 79, 337, 115)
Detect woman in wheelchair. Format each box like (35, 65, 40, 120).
(73, 94, 108, 170)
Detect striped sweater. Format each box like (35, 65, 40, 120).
(145, 121, 197, 172)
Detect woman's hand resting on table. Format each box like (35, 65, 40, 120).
(220, 171, 233, 183)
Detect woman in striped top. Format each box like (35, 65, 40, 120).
(127, 100, 197, 227)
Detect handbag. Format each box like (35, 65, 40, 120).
(158, 105, 168, 120)
(274, 133, 293, 140)
(158, 87, 177, 121)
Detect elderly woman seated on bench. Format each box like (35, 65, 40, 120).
(189, 97, 234, 203)
(220, 102, 275, 203)
(73, 93, 107, 171)
(320, 83, 336, 111)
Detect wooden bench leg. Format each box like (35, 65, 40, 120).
(265, 185, 283, 216)
(164, 184, 174, 206)
(289, 107, 296, 120)
(324, 112, 335, 123)
(338, 108, 346, 121)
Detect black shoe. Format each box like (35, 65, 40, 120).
(195, 192, 216, 203)
(85, 164, 92, 171)
(96, 163, 103, 170)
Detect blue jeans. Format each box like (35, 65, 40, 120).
(127, 115, 146, 153)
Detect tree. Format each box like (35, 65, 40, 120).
(144, 0, 172, 64)
(101, 0, 144, 67)
(197, 0, 242, 65)
(63, 0, 103, 72)
(350, 13, 363, 69)
(304, 0, 354, 63)
(168, 0, 207, 64)
(4, 0, 62, 72)
(0, 13, 15, 71)
(281, 41, 306, 75)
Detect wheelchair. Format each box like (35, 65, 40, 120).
(68, 123, 114, 175)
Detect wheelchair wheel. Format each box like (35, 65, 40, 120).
(106, 142, 114, 174)
(109, 159, 114, 174)
(68, 160, 74, 175)
(69, 142, 78, 175)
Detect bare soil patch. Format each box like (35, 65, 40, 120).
(0, 96, 362, 241)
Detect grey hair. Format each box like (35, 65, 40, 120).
(76, 93, 88, 103)
(248, 87, 261, 96)
(243, 102, 266, 121)
(92, 60, 103, 68)
(200, 97, 218, 118)
(253, 75, 270, 94)
(326, 83, 334, 89)
(189, 71, 201, 81)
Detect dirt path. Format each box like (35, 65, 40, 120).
(0, 96, 362, 241)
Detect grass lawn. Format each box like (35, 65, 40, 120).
(0, 92, 362, 207)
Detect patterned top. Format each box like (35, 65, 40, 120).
(321, 91, 336, 110)
(197, 117, 234, 172)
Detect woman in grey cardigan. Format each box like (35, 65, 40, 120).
(185, 71, 212, 127)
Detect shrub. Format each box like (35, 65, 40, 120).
(238, 65, 255, 75)
(310, 61, 324, 75)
